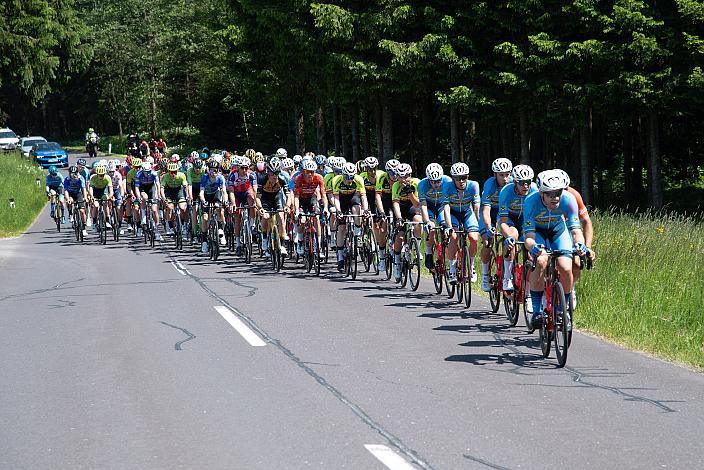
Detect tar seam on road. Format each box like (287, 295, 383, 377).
(492, 333, 677, 413)
(160, 321, 196, 350)
(161, 247, 439, 470)
(463, 453, 512, 470)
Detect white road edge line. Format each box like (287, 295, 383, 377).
(214, 306, 267, 347)
(365, 445, 416, 470)
(170, 259, 187, 276)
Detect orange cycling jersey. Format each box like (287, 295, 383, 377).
(567, 186, 588, 221)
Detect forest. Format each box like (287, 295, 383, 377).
(1, 0, 703, 210)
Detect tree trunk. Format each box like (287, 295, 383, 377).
(421, 97, 434, 165)
(351, 102, 360, 162)
(333, 105, 341, 157)
(519, 110, 530, 164)
(361, 103, 371, 158)
(295, 106, 305, 155)
(408, 113, 416, 170)
(374, 97, 383, 160)
(647, 110, 663, 210)
(341, 108, 352, 159)
(450, 106, 460, 164)
(467, 119, 477, 169)
(579, 112, 592, 204)
(500, 119, 510, 157)
(381, 96, 394, 161)
(316, 106, 327, 155)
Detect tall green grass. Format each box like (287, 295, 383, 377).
(0, 151, 47, 237)
(577, 209, 704, 369)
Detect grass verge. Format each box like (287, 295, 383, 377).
(0, 151, 47, 238)
(576, 209, 703, 370)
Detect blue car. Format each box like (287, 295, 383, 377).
(31, 142, 69, 168)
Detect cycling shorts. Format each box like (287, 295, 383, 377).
(139, 184, 157, 201)
(338, 193, 361, 215)
(260, 193, 283, 212)
(67, 191, 85, 208)
(299, 197, 319, 215)
(232, 191, 252, 207)
(48, 185, 64, 197)
(532, 227, 573, 258)
(438, 209, 479, 232)
(478, 207, 499, 236)
(397, 202, 420, 221)
(164, 186, 186, 204)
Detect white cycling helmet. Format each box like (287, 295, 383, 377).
(535, 170, 549, 188)
(106, 161, 116, 172)
(491, 158, 513, 173)
(450, 162, 469, 177)
(396, 163, 412, 178)
(385, 159, 400, 173)
(282, 158, 294, 170)
(511, 164, 534, 181)
(240, 156, 251, 167)
(302, 153, 314, 161)
(99, 159, 108, 167)
(330, 157, 345, 171)
(554, 168, 570, 188)
(342, 162, 357, 176)
(190, 150, 199, 160)
(539, 170, 565, 192)
(302, 159, 317, 172)
(142, 162, 153, 172)
(267, 157, 282, 172)
(425, 162, 444, 180)
(292, 154, 302, 164)
(212, 153, 223, 164)
(276, 148, 288, 158)
(145, 156, 155, 164)
(364, 156, 379, 169)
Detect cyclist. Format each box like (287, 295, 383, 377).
(85, 128, 99, 158)
(418, 162, 451, 271)
(135, 161, 163, 241)
(523, 169, 588, 329)
(45, 165, 65, 222)
(325, 157, 345, 248)
(498, 164, 538, 293)
(186, 157, 207, 243)
(440, 162, 480, 285)
(228, 156, 258, 255)
(315, 155, 331, 177)
(160, 161, 188, 236)
(275, 148, 288, 159)
(63, 166, 88, 235)
(76, 159, 91, 185)
(139, 139, 150, 159)
(391, 163, 421, 281)
(256, 157, 291, 257)
(359, 156, 387, 268)
(125, 157, 142, 234)
(106, 161, 124, 230)
(479, 158, 513, 291)
(199, 160, 228, 253)
(294, 159, 329, 257)
(332, 162, 368, 271)
(156, 137, 168, 155)
(88, 164, 114, 232)
(375, 159, 400, 270)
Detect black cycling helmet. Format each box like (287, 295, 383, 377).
(193, 159, 204, 169)
(207, 160, 219, 170)
(77, 158, 87, 166)
(201, 147, 211, 157)
(69, 165, 79, 174)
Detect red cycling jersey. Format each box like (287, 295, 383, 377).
(567, 186, 588, 221)
(294, 173, 325, 199)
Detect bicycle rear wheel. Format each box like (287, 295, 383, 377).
(351, 235, 358, 280)
(553, 280, 569, 367)
(409, 238, 421, 291)
(456, 250, 464, 304)
(112, 206, 120, 242)
(361, 230, 371, 272)
(174, 214, 182, 250)
(443, 243, 455, 298)
(313, 231, 320, 276)
(99, 209, 107, 245)
(243, 219, 252, 263)
(431, 242, 443, 294)
(55, 204, 62, 232)
(304, 231, 313, 273)
(540, 309, 551, 358)
(488, 249, 500, 313)
(522, 259, 533, 330)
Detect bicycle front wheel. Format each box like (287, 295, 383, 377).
(553, 280, 569, 367)
(351, 235, 358, 280)
(99, 210, 107, 245)
(462, 245, 472, 308)
(409, 238, 421, 291)
(488, 249, 500, 313)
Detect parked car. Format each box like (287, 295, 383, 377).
(31, 141, 69, 168)
(0, 128, 20, 151)
(19, 136, 47, 158)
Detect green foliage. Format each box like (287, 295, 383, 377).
(0, 151, 47, 238)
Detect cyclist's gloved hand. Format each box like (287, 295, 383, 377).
(258, 207, 265, 215)
(423, 222, 432, 233)
(443, 226, 453, 238)
(530, 244, 545, 258)
(504, 236, 515, 247)
(488, 226, 497, 237)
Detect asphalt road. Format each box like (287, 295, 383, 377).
(0, 153, 702, 469)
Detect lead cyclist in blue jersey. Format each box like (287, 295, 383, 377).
(418, 162, 451, 271)
(522, 169, 588, 329)
(478, 158, 513, 291)
(439, 162, 480, 285)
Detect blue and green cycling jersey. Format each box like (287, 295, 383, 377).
(135, 169, 159, 187)
(522, 191, 581, 235)
(498, 182, 538, 223)
(481, 176, 512, 209)
(63, 175, 86, 193)
(199, 173, 227, 195)
(440, 179, 480, 213)
(46, 173, 64, 187)
(418, 175, 451, 211)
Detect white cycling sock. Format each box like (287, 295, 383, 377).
(504, 258, 513, 276)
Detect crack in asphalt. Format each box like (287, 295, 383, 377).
(0, 277, 86, 302)
(463, 453, 512, 470)
(160, 321, 196, 350)
(492, 333, 677, 413)
(161, 247, 438, 470)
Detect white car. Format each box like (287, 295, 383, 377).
(19, 136, 47, 157)
(0, 128, 20, 151)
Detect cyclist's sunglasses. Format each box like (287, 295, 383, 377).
(544, 190, 562, 199)
(453, 175, 468, 181)
(303, 170, 315, 176)
(516, 179, 532, 186)
(430, 179, 443, 184)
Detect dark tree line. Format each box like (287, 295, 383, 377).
(2, 0, 703, 210)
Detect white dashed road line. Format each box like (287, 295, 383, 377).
(365, 445, 417, 470)
(214, 305, 267, 347)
